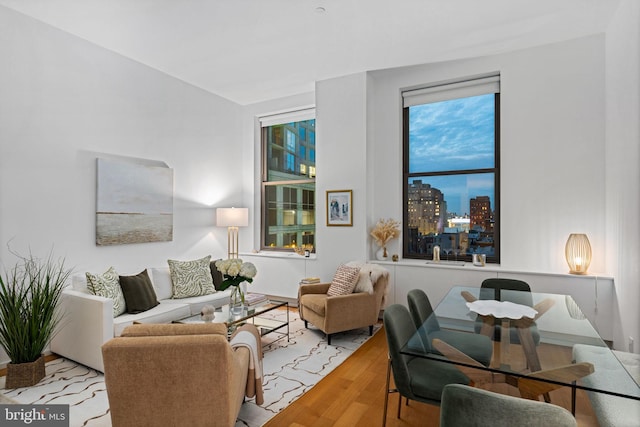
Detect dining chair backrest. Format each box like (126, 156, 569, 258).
(407, 289, 441, 332)
(440, 384, 577, 427)
(480, 278, 533, 307)
(409, 288, 494, 366)
(383, 304, 423, 398)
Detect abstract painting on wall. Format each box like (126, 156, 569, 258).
(96, 158, 173, 246)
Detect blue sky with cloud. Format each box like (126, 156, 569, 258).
(408, 94, 495, 215)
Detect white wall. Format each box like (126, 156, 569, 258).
(0, 6, 244, 269)
(243, 34, 633, 348)
(240, 73, 371, 298)
(605, 0, 640, 352)
(0, 8, 244, 363)
(369, 35, 606, 274)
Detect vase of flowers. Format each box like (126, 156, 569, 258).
(215, 258, 257, 316)
(370, 218, 401, 261)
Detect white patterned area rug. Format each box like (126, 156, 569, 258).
(1, 309, 380, 427)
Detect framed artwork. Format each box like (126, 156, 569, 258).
(96, 158, 174, 245)
(326, 189, 353, 226)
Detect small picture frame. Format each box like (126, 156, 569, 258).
(326, 190, 353, 226)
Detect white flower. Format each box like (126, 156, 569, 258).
(240, 262, 257, 279)
(216, 258, 255, 281)
(227, 261, 241, 277)
(215, 259, 230, 275)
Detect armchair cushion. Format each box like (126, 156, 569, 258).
(301, 293, 329, 316)
(327, 264, 361, 296)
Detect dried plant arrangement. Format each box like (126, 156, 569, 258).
(370, 218, 401, 250)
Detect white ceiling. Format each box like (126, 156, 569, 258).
(0, 0, 621, 105)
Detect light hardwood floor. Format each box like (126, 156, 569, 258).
(0, 319, 601, 426)
(264, 324, 600, 427)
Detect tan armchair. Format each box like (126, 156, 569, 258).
(298, 263, 388, 344)
(101, 323, 250, 427)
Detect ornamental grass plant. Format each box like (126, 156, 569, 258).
(0, 250, 72, 364)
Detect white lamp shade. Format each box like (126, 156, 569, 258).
(216, 207, 249, 227)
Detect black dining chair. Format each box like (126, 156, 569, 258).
(475, 278, 541, 346)
(407, 289, 493, 367)
(382, 304, 469, 427)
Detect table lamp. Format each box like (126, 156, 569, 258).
(217, 207, 249, 259)
(565, 233, 592, 275)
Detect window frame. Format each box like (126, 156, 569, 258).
(402, 76, 501, 264)
(259, 109, 316, 253)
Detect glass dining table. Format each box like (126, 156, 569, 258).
(400, 286, 640, 421)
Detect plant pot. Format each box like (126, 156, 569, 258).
(5, 355, 45, 388)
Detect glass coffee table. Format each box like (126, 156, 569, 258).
(176, 299, 290, 345)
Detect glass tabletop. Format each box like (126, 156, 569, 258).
(179, 299, 287, 325)
(400, 286, 640, 401)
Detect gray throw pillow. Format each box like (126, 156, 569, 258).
(119, 269, 160, 314)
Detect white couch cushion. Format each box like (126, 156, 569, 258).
(149, 267, 174, 300)
(112, 302, 191, 336)
(162, 290, 232, 315)
(71, 273, 91, 293)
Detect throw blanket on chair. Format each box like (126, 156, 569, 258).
(346, 261, 390, 307)
(230, 324, 264, 405)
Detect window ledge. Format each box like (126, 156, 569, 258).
(370, 258, 612, 280)
(241, 251, 316, 260)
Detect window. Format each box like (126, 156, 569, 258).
(403, 75, 500, 263)
(261, 109, 316, 251)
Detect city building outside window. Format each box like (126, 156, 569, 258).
(261, 110, 316, 252)
(402, 75, 500, 263)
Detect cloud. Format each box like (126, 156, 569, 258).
(408, 94, 495, 173)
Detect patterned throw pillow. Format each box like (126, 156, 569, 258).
(327, 264, 361, 296)
(168, 255, 216, 299)
(86, 266, 126, 317)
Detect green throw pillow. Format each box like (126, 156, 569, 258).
(86, 266, 126, 317)
(168, 255, 216, 298)
(119, 269, 160, 314)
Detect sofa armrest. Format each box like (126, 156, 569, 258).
(299, 282, 331, 296)
(50, 287, 113, 372)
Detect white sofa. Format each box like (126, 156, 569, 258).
(50, 267, 232, 372)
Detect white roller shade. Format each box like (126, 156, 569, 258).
(403, 75, 500, 108)
(259, 107, 315, 127)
